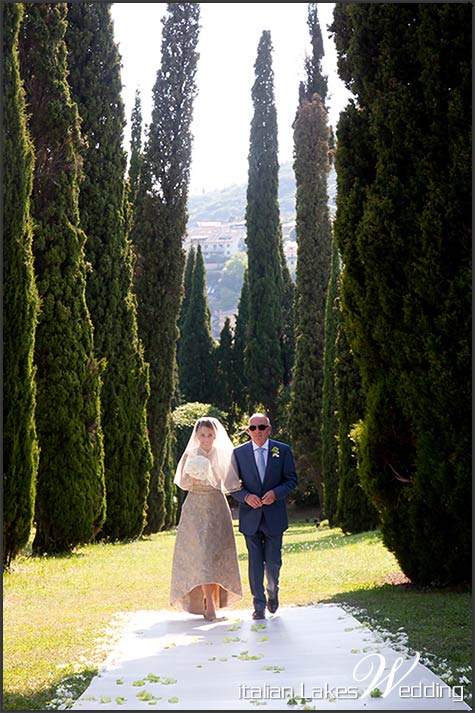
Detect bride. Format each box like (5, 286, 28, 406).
(169, 417, 243, 621)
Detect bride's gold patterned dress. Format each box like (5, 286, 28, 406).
(170, 453, 243, 615)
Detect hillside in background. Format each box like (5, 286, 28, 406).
(186, 162, 337, 337)
(188, 161, 336, 226)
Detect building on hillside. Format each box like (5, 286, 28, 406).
(185, 220, 301, 336)
(283, 240, 297, 279)
(282, 220, 296, 241)
(184, 221, 245, 262)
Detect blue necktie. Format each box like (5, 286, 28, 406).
(256, 447, 266, 482)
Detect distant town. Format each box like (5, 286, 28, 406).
(184, 220, 297, 338)
(185, 165, 336, 338)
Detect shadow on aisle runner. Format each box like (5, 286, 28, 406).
(69, 604, 470, 710)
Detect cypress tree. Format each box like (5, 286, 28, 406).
(280, 248, 295, 388)
(320, 236, 340, 525)
(322, 222, 378, 533)
(274, 247, 295, 446)
(244, 31, 284, 421)
(289, 92, 332, 508)
(3, 2, 40, 568)
(331, 3, 471, 584)
(300, 3, 328, 104)
(321, 232, 378, 532)
(179, 245, 216, 403)
(334, 305, 379, 534)
(162, 414, 178, 529)
(19, 3, 106, 554)
(131, 3, 200, 532)
(233, 268, 250, 414)
(66, 2, 152, 541)
(128, 88, 143, 205)
(214, 317, 236, 422)
(125, 89, 143, 244)
(289, 5, 333, 508)
(177, 245, 195, 396)
(180, 247, 196, 333)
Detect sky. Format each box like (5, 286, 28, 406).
(110, 3, 353, 196)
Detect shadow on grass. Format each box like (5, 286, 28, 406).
(283, 529, 382, 555)
(9, 550, 88, 570)
(321, 579, 472, 708)
(321, 580, 472, 672)
(281, 525, 320, 536)
(16, 530, 179, 564)
(236, 529, 382, 560)
(3, 667, 97, 711)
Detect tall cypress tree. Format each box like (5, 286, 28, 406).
(280, 246, 295, 388)
(300, 2, 328, 104)
(334, 302, 379, 534)
(162, 413, 178, 529)
(179, 245, 215, 403)
(131, 4, 200, 532)
(181, 247, 196, 326)
(289, 3, 333, 509)
(289, 92, 332, 508)
(244, 31, 284, 421)
(179, 246, 195, 334)
(321, 236, 340, 525)
(125, 90, 144, 244)
(332, 3, 471, 584)
(19, 4, 106, 554)
(322, 237, 378, 532)
(66, 2, 152, 541)
(128, 88, 143, 205)
(214, 317, 236, 423)
(3, 2, 40, 568)
(233, 268, 250, 414)
(177, 245, 195, 397)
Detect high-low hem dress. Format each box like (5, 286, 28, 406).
(170, 479, 243, 615)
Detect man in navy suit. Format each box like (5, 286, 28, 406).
(232, 413, 297, 619)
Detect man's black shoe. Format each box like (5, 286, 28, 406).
(267, 594, 279, 614)
(252, 610, 265, 620)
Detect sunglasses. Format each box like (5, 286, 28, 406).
(248, 424, 269, 431)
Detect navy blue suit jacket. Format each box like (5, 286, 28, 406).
(232, 439, 297, 535)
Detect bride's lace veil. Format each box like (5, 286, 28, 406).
(174, 417, 241, 494)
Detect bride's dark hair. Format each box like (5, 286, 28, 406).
(195, 419, 217, 433)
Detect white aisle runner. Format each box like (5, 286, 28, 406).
(69, 604, 470, 710)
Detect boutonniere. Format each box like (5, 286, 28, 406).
(271, 446, 280, 458)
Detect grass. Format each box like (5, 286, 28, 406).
(3, 514, 472, 709)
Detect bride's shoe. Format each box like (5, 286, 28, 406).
(203, 597, 217, 621)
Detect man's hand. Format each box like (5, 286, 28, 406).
(245, 493, 262, 509)
(261, 490, 276, 505)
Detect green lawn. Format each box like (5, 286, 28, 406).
(3, 516, 472, 709)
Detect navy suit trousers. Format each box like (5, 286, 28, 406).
(244, 527, 283, 612)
